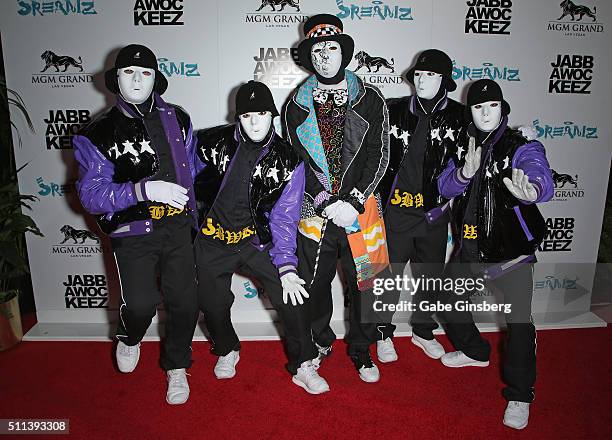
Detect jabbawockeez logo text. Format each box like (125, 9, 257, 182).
(548, 54, 594, 94)
(32, 50, 93, 88)
(538, 217, 575, 252)
(133, 0, 184, 26)
(336, 0, 413, 21)
(253, 47, 305, 89)
(64, 274, 108, 308)
(465, 0, 512, 35)
(44, 110, 90, 150)
(246, 0, 308, 29)
(352, 49, 404, 88)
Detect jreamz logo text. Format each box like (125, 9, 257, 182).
(452, 61, 519, 82)
(33, 50, 93, 88)
(44, 110, 90, 150)
(157, 58, 200, 78)
(538, 217, 575, 252)
(532, 119, 597, 140)
(549, 54, 593, 94)
(36, 177, 72, 197)
(465, 0, 512, 35)
(17, 0, 97, 16)
(134, 0, 184, 26)
(253, 47, 304, 89)
(336, 0, 413, 21)
(64, 274, 108, 308)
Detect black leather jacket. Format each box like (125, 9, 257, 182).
(379, 95, 466, 222)
(195, 123, 302, 247)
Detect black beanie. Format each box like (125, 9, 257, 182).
(104, 44, 168, 95)
(406, 49, 457, 92)
(466, 79, 510, 115)
(235, 81, 279, 117)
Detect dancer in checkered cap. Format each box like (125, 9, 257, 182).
(284, 14, 390, 384)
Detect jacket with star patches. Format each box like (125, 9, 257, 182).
(438, 117, 554, 269)
(74, 94, 200, 237)
(378, 95, 467, 223)
(194, 124, 304, 273)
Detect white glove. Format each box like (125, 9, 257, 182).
(332, 201, 359, 228)
(322, 200, 343, 219)
(503, 168, 538, 202)
(145, 181, 189, 209)
(280, 272, 309, 306)
(518, 125, 538, 141)
(461, 136, 482, 179)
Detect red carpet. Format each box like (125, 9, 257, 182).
(1, 327, 611, 440)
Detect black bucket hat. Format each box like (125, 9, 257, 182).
(406, 49, 457, 92)
(466, 79, 511, 116)
(297, 14, 354, 75)
(104, 44, 168, 95)
(235, 80, 279, 117)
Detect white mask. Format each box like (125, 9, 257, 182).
(414, 70, 443, 100)
(311, 41, 343, 79)
(239, 111, 272, 142)
(117, 65, 155, 104)
(471, 101, 503, 132)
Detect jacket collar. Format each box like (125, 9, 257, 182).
(409, 91, 448, 116)
(295, 69, 363, 109)
(116, 92, 165, 119)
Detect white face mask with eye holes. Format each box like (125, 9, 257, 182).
(471, 100, 503, 132)
(311, 41, 343, 79)
(414, 70, 443, 100)
(117, 65, 155, 104)
(239, 111, 272, 142)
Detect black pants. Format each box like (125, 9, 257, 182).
(112, 217, 199, 371)
(195, 238, 317, 375)
(442, 261, 537, 403)
(298, 222, 377, 356)
(377, 221, 448, 341)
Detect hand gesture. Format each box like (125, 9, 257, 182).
(503, 168, 538, 202)
(461, 137, 482, 179)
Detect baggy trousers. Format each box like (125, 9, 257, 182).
(376, 221, 448, 341)
(112, 217, 199, 370)
(297, 222, 378, 356)
(195, 238, 317, 375)
(442, 260, 537, 403)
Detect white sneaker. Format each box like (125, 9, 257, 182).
(166, 368, 190, 405)
(503, 401, 530, 430)
(376, 337, 398, 363)
(292, 361, 330, 395)
(116, 341, 140, 373)
(312, 343, 332, 368)
(214, 350, 240, 379)
(441, 350, 489, 368)
(411, 334, 445, 359)
(352, 352, 380, 383)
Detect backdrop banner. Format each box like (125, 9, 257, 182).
(1, 0, 609, 337)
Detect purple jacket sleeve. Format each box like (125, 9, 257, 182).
(268, 162, 305, 275)
(73, 135, 144, 215)
(438, 158, 472, 199)
(185, 121, 205, 179)
(513, 141, 554, 204)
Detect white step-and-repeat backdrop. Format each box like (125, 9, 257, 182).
(1, 0, 610, 329)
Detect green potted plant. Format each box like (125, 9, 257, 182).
(0, 76, 41, 350)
